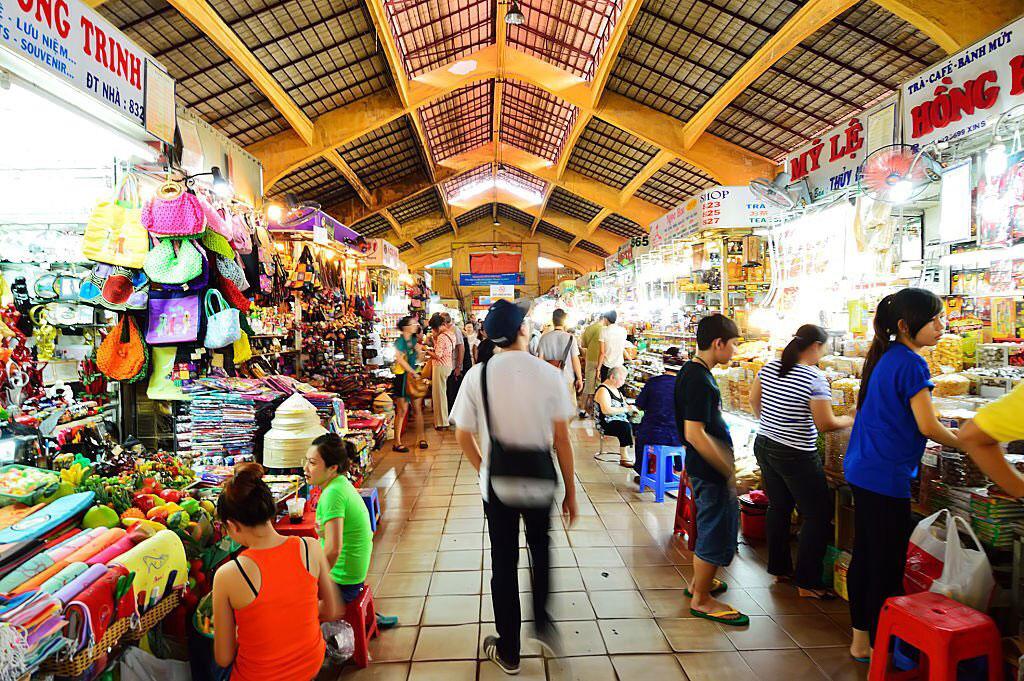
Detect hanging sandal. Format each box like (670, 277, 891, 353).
(684, 579, 728, 598)
(689, 608, 749, 627)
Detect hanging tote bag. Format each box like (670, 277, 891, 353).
(929, 515, 996, 611)
(201, 229, 235, 260)
(97, 315, 148, 383)
(147, 346, 189, 401)
(141, 181, 205, 236)
(215, 254, 249, 292)
(79, 264, 149, 311)
(230, 212, 254, 255)
(146, 294, 201, 345)
(144, 238, 204, 284)
(903, 509, 950, 594)
(203, 289, 241, 349)
(232, 332, 253, 363)
(198, 196, 232, 239)
(82, 174, 149, 268)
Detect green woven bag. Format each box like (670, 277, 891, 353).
(143, 237, 204, 284)
(201, 229, 235, 259)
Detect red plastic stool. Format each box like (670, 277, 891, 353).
(869, 592, 1001, 681)
(672, 469, 697, 551)
(343, 585, 380, 668)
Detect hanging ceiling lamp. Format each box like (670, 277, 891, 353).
(504, 0, 525, 25)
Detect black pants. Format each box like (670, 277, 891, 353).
(484, 494, 551, 665)
(753, 435, 832, 590)
(601, 419, 633, 447)
(847, 483, 912, 642)
(447, 370, 460, 413)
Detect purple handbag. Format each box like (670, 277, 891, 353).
(146, 294, 200, 345)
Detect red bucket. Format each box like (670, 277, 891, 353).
(739, 492, 769, 540)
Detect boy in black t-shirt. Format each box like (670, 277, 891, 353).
(674, 314, 748, 626)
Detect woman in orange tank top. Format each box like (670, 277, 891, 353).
(212, 463, 341, 680)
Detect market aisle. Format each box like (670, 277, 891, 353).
(332, 421, 865, 681)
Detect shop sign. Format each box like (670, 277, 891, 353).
(649, 187, 780, 247)
(362, 239, 401, 270)
(785, 98, 896, 200)
(900, 16, 1024, 147)
(490, 284, 514, 300)
(459, 272, 525, 286)
(0, 0, 164, 129)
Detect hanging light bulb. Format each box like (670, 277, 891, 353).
(504, 0, 525, 25)
(267, 203, 283, 223)
(985, 143, 1008, 180)
(210, 166, 233, 198)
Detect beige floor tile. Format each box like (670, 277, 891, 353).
(444, 518, 485, 533)
(676, 651, 755, 681)
(479, 658, 546, 681)
(548, 592, 597, 621)
(773, 614, 851, 648)
(740, 649, 829, 681)
(744, 587, 824, 615)
(549, 567, 585, 592)
(567, 530, 614, 547)
(546, 656, 617, 681)
(629, 565, 688, 590)
(720, 615, 798, 650)
(368, 626, 420, 662)
(375, 597, 426, 627)
(439, 533, 484, 551)
(477, 624, 542, 658)
(641, 589, 693, 618)
(433, 550, 482, 571)
(803, 646, 869, 681)
(421, 595, 482, 626)
(447, 505, 484, 519)
(549, 548, 578, 567)
(335, 661, 411, 681)
(406, 507, 447, 521)
(552, 620, 607, 656)
(428, 571, 482, 595)
(388, 552, 438, 573)
(394, 536, 442, 554)
(617, 546, 672, 566)
(588, 590, 652, 618)
(378, 573, 432, 598)
(416, 495, 453, 508)
(579, 567, 636, 591)
(407, 661, 476, 681)
(573, 548, 624, 568)
(610, 653, 687, 679)
(607, 529, 660, 547)
(412, 624, 479, 661)
(480, 592, 534, 622)
(482, 568, 532, 594)
(657, 618, 736, 652)
(598, 619, 671, 654)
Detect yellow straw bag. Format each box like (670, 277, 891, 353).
(82, 174, 149, 268)
(233, 331, 253, 363)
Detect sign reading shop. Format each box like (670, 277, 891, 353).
(0, 0, 153, 127)
(901, 16, 1024, 147)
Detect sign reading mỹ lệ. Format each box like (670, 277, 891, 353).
(901, 16, 1024, 148)
(649, 186, 779, 247)
(0, 0, 157, 128)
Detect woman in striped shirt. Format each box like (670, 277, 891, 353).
(750, 325, 853, 599)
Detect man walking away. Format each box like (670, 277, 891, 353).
(580, 315, 604, 418)
(674, 314, 749, 626)
(537, 309, 583, 413)
(450, 299, 577, 675)
(597, 311, 627, 382)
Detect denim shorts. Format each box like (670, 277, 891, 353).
(692, 475, 739, 567)
(338, 582, 364, 603)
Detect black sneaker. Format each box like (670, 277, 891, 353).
(483, 635, 520, 675)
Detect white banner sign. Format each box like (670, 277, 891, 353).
(901, 17, 1024, 147)
(0, 0, 159, 128)
(363, 238, 401, 270)
(649, 186, 780, 247)
(490, 284, 514, 300)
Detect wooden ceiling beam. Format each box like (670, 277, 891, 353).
(568, 207, 613, 252)
(873, 0, 1023, 54)
(322, 150, 371, 206)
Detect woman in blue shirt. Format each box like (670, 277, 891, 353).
(391, 316, 426, 452)
(843, 289, 960, 662)
(633, 348, 684, 480)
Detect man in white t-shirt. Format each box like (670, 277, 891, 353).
(597, 310, 628, 381)
(536, 308, 583, 411)
(450, 299, 577, 675)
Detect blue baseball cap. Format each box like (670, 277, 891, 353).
(483, 298, 531, 347)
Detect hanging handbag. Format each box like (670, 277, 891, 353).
(232, 332, 253, 363)
(147, 346, 189, 401)
(231, 212, 254, 255)
(146, 293, 201, 345)
(215, 254, 249, 292)
(144, 238, 204, 285)
(82, 174, 149, 268)
(150, 244, 209, 294)
(480, 358, 558, 509)
(287, 246, 317, 290)
(197, 195, 231, 239)
(79, 264, 149, 311)
(96, 314, 148, 383)
(203, 289, 241, 349)
(213, 270, 253, 313)
(405, 371, 428, 399)
(201, 229, 235, 259)
(141, 181, 205, 236)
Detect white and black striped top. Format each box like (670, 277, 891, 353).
(756, 359, 832, 452)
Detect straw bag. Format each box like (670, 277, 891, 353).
(405, 371, 428, 399)
(79, 264, 149, 311)
(204, 289, 241, 349)
(141, 181, 205, 236)
(97, 315, 148, 382)
(82, 174, 149, 268)
(232, 332, 253, 363)
(144, 238, 204, 284)
(201, 229, 235, 259)
(215, 254, 249, 292)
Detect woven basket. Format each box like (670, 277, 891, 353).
(124, 590, 181, 642)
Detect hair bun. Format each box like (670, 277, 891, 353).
(232, 461, 265, 485)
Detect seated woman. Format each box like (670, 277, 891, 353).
(304, 433, 398, 628)
(595, 365, 637, 468)
(633, 348, 684, 480)
(212, 462, 341, 680)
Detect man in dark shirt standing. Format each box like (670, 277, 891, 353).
(674, 314, 748, 626)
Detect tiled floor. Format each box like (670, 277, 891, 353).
(332, 420, 866, 681)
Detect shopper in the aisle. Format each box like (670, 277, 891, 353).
(843, 289, 960, 662)
(580, 315, 604, 418)
(595, 366, 637, 467)
(304, 434, 398, 629)
(212, 462, 340, 680)
(450, 299, 577, 675)
(632, 348, 684, 479)
(427, 313, 456, 429)
(465, 321, 481, 364)
(749, 324, 853, 599)
(537, 308, 584, 412)
(675, 314, 747, 626)
(597, 310, 628, 382)
(391, 316, 426, 452)
(960, 383, 1024, 496)
(443, 312, 467, 411)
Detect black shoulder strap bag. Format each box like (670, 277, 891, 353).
(480, 358, 558, 509)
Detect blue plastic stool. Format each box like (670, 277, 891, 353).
(639, 445, 684, 503)
(359, 487, 381, 531)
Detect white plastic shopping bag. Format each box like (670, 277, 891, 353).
(930, 515, 995, 611)
(120, 647, 191, 681)
(903, 509, 948, 594)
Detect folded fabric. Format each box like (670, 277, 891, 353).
(12, 527, 125, 594)
(0, 503, 44, 530)
(65, 565, 133, 651)
(109, 529, 187, 612)
(0, 591, 67, 675)
(85, 533, 137, 566)
(38, 562, 89, 595)
(53, 563, 108, 605)
(0, 528, 103, 593)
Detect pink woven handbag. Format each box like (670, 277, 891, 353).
(141, 182, 205, 236)
(230, 212, 254, 255)
(198, 195, 232, 238)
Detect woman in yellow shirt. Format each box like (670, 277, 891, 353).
(960, 383, 1024, 497)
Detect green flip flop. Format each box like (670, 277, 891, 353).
(689, 607, 749, 627)
(684, 579, 728, 598)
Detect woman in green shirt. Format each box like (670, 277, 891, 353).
(391, 316, 426, 452)
(304, 433, 398, 628)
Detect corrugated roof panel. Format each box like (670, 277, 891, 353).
(390, 188, 443, 223)
(635, 158, 716, 209)
(338, 116, 429, 190)
(508, 0, 621, 79)
(547, 188, 602, 222)
(351, 213, 393, 238)
(384, 0, 493, 77)
(419, 81, 494, 162)
(599, 213, 645, 238)
(269, 158, 357, 208)
(499, 81, 579, 163)
(567, 118, 658, 189)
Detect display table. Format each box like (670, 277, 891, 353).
(274, 508, 318, 538)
